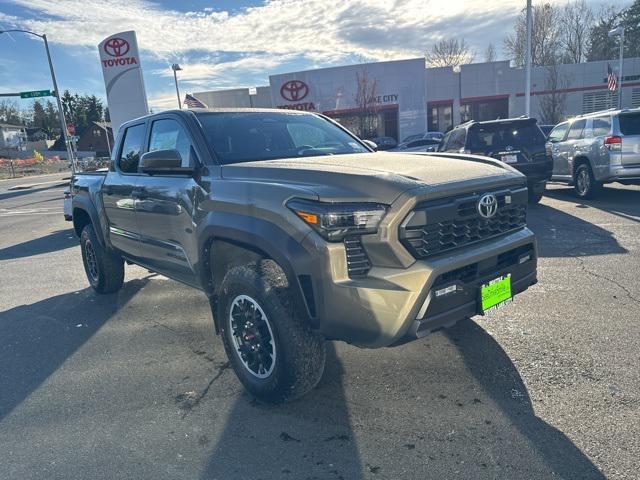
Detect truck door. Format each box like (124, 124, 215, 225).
(101, 122, 146, 258)
(133, 116, 203, 286)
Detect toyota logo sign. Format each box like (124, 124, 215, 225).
(477, 194, 498, 219)
(103, 37, 130, 57)
(280, 80, 309, 102)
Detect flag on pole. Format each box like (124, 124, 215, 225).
(607, 64, 618, 92)
(183, 93, 207, 108)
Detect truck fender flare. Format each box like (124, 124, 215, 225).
(197, 212, 317, 324)
(72, 196, 106, 248)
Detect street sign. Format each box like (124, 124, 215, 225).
(20, 90, 52, 99)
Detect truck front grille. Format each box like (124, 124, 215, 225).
(399, 188, 527, 260)
(344, 236, 371, 277)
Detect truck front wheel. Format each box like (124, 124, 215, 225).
(80, 224, 124, 294)
(218, 260, 326, 403)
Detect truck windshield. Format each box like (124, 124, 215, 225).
(468, 121, 546, 151)
(196, 111, 370, 164)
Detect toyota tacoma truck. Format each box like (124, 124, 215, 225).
(71, 109, 537, 403)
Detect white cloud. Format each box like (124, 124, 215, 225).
(148, 91, 181, 111)
(151, 55, 289, 88)
(5, 0, 561, 63)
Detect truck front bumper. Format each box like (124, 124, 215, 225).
(300, 228, 537, 348)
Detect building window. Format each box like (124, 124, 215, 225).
(428, 103, 453, 132)
(460, 98, 508, 123)
(632, 88, 640, 108)
(582, 91, 618, 114)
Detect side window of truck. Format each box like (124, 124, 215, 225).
(148, 119, 194, 167)
(118, 124, 146, 174)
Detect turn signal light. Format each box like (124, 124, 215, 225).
(604, 135, 622, 151)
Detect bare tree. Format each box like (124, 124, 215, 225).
(425, 38, 475, 69)
(484, 43, 497, 63)
(560, 0, 594, 63)
(354, 69, 379, 139)
(0, 100, 24, 125)
(539, 63, 570, 124)
(504, 3, 561, 67)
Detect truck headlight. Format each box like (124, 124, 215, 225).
(287, 198, 388, 241)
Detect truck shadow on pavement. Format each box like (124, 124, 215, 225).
(528, 202, 627, 258)
(199, 342, 363, 480)
(0, 229, 77, 260)
(446, 319, 605, 479)
(198, 319, 604, 479)
(0, 278, 149, 421)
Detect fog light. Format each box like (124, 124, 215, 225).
(435, 284, 457, 297)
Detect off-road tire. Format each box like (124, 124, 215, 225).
(218, 260, 326, 403)
(80, 224, 124, 294)
(574, 163, 601, 199)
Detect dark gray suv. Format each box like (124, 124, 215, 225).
(548, 108, 640, 198)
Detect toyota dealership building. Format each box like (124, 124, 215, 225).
(194, 57, 640, 142)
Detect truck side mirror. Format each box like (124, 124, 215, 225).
(139, 149, 194, 175)
(362, 139, 378, 151)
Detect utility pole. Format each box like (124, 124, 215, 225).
(524, 0, 532, 117)
(0, 29, 76, 172)
(43, 34, 76, 172)
(172, 64, 182, 109)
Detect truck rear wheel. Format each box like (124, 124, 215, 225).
(217, 260, 326, 403)
(80, 224, 124, 294)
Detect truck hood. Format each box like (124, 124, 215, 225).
(220, 152, 523, 204)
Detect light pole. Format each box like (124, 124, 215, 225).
(608, 26, 624, 109)
(172, 64, 182, 109)
(524, 0, 532, 117)
(0, 29, 76, 172)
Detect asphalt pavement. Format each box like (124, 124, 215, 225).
(0, 175, 638, 480)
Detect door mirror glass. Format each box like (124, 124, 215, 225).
(139, 149, 193, 175)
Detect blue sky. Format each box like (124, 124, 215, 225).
(0, 0, 629, 112)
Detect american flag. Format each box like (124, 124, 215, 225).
(183, 93, 207, 108)
(607, 64, 618, 92)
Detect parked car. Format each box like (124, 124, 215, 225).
(438, 117, 552, 203)
(370, 136, 397, 150)
(400, 131, 444, 145)
(538, 124, 555, 138)
(548, 108, 640, 198)
(391, 138, 441, 152)
(70, 108, 537, 403)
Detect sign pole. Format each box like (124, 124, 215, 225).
(618, 28, 624, 109)
(524, 0, 532, 118)
(42, 34, 76, 173)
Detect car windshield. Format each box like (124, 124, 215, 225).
(467, 121, 546, 151)
(196, 111, 369, 164)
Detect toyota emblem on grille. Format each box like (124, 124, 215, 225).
(477, 194, 498, 219)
